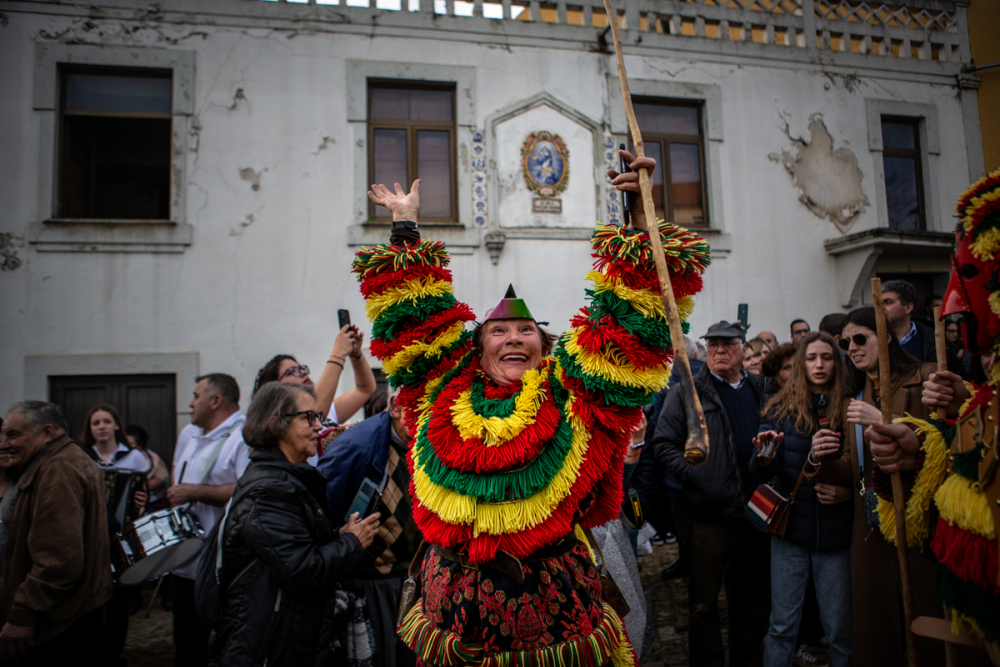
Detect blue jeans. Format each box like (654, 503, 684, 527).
(763, 537, 852, 667)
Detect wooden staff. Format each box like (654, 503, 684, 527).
(872, 277, 919, 667)
(934, 305, 947, 373)
(602, 0, 709, 465)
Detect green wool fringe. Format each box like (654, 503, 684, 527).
(591, 221, 712, 274)
(587, 289, 685, 348)
(470, 375, 522, 419)
(388, 333, 474, 390)
(372, 294, 458, 341)
(934, 564, 1000, 641)
(352, 240, 451, 279)
(398, 603, 484, 666)
(553, 347, 652, 407)
(951, 442, 986, 482)
(419, 393, 574, 502)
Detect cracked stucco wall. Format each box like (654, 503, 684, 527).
(770, 113, 869, 232)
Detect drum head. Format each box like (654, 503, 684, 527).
(117, 538, 204, 586)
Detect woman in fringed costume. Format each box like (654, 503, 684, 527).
(352, 150, 710, 667)
(864, 168, 1000, 659)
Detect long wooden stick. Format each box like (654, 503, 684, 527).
(934, 305, 947, 373)
(602, 0, 709, 465)
(872, 277, 919, 667)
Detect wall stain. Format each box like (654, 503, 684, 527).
(239, 168, 263, 191)
(0, 233, 23, 271)
(770, 113, 868, 232)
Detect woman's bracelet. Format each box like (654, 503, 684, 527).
(807, 452, 821, 467)
(327, 359, 344, 369)
(350, 352, 363, 360)
(330, 354, 346, 362)
(628, 440, 645, 450)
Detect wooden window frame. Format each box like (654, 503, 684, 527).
(630, 98, 709, 228)
(880, 115, 926, 231)
(56, 64, 174, 221)
(367, 80, 458, 224)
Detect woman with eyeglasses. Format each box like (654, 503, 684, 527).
(217, 381, 380, 667)
(253, 324, 377, 429)
(837, 306, 940, 667)
(752, 332, 853, 667)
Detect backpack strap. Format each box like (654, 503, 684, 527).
(199, 419, 244, 486)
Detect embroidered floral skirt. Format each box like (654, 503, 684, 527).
(398, 541, 638, 667)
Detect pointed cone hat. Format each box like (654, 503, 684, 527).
(483, 284, 535, 322)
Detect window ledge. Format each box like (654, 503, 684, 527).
(29, 220, 192, 253)
(823, 228, 953, 307)
(348, 222, 480, 254)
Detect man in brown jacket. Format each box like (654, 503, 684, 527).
(0, 401, 113, 665)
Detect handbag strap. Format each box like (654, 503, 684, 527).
(788, 464, 809, 503)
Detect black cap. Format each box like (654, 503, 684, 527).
(700, 320, 746, 342)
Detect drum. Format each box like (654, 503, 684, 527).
(114, 507, 205, 586)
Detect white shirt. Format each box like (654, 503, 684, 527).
(171, 411, 249, 579)
(91, 443, 151, 473)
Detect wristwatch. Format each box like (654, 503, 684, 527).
(392, 220, 419, 232)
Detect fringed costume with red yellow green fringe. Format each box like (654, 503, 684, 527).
(351, 222, 710, 667)
(870, 170, 1000, 647)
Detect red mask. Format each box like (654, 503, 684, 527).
(943, 230, 995, 354)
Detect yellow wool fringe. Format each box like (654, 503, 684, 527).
(877, 416, 949, 547)
(935, 474, 995, 539)
(410, 416, 591, 534)
(564, 330, 672, 392)
(610, 634, 638, 667)
(574, 524, 596, 564)
(450, 367, 547, 446)
(364, 276, 454, 322)
(384, 322, 467, 377)
(587, 271, 695, 324)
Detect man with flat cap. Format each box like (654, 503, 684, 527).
(652, 321, 771, 667)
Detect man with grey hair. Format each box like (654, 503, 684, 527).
(319, 385, 419, 667)
(169, 373, 249, 667)
(0, 401, 112, 664)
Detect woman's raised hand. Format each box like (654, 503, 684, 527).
(342, 511, 381, 549)
(331, 325, 355, 360)
(368, 180, 420, 221)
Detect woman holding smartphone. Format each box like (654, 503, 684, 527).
(751, 332, 854, 667)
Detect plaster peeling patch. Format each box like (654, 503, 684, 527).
(239, 168, 264, 191)
(770, 114, 868, 232)
(228, 88, 250, 114)
(313, 136, 335, 155)
(0, 233, 23, 271)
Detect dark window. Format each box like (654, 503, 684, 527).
(369, 83, 456, 222)
(881, 117, 924, 231)
(58, 67, 172, 220)
(631, 100, 707, 227)
(49, 374, 177, 464)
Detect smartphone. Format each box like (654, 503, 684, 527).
(344, 477, 380, 523)
(337, 309, 351, 330)
(619, 143, 632, 226)
(737, 303, 748, 332)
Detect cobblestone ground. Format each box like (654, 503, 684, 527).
(123, 543, 718, 667)
(637, 541, 728, 667)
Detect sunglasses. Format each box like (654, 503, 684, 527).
(285, 410, 322, 426)
(280, 365, 310, 380)
(838, 333, 876, 351)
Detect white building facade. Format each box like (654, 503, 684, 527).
(0, 0, 984, 460)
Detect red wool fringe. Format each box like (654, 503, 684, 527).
(931, 518, 1000, 593)
(598, 261, 660, 291)
(574, 317, 671, 370)
(369, 303, 476, 359)
(359, 264, 453, 298)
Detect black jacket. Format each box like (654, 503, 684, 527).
(749, 412, 853, 552)
(652, 364, 767, 522)
(217, 449, 364, 667)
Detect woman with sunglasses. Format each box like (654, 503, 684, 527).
(217, 381, 380, 666)
(752, 332, 853, 667)
(837, 306, 939, 667)
(253, 324, 377, 428)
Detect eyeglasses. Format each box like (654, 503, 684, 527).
(838, 333, 876, 351)
(279, 365, 310, 380)
(285, 410, 322, 426)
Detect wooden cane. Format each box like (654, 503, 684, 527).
(602, 0, 709, 465)
(934, 305, 947, 373)
(872, 277, 919, 667)
(144, 575, 165, 620)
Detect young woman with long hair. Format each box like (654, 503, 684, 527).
(838, 306, 940, 666)
(752, 332, 854, 667)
